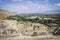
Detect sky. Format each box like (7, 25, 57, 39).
(0, 0, 60, 14)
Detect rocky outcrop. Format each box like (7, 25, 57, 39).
(18, 21, 49, 36)
(0, 20, 49, 36)
(0, 20, 18, 35)
(53, 27, 60, 35)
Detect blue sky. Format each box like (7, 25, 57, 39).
(0, 0, 60, 13)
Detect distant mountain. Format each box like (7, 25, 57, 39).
(19, 12, 60, 16)
(0, 9, 16, 19)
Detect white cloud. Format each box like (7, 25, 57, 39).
(3, 4, 29, 13)
(54, 3, 60, 7)
(11, 0, 49, 3)
(44, 0, 48, 2)
(11, 0, 23, 1)
(51, 3, 60, 10)
(1, 0, 60, 13)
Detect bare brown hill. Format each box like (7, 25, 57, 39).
(0, 9, 16, 19)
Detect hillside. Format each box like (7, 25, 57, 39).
(0, 9, 16, 19)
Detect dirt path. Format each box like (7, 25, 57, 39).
(0, 35, 60, 40)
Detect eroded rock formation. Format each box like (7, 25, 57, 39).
(18, 21, 49, 36)
(0, 20, 18, 35)
(0, 20, 49, 36)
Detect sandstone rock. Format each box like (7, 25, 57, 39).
(0, 20, 18, 35)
